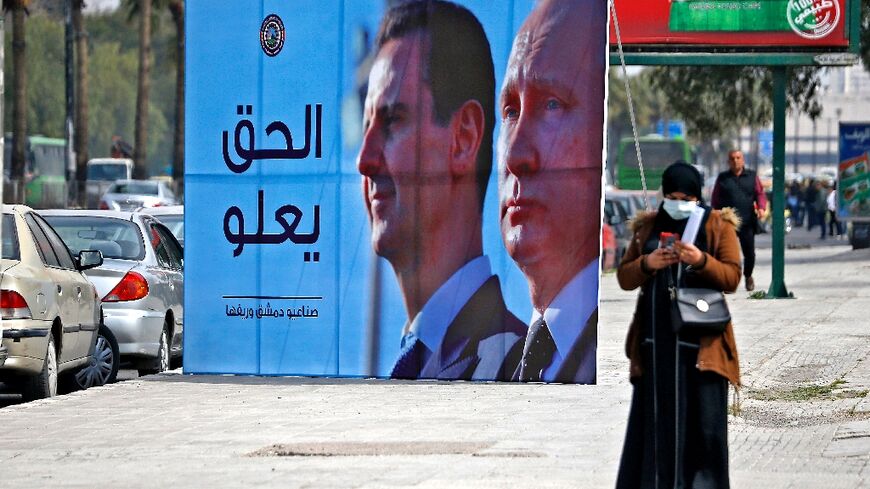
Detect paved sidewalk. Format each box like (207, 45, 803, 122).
(0, 240, 867, 488)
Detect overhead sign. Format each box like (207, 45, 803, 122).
(608, 0, 859, 65)
(838, 122, 870, 221)
(610, 0, 848, 46)
(185, 0, 606, 384)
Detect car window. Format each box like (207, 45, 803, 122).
(153, 224, 183, 269)
(154, 214, 183, 242)
(42, 215, 146, 261)
(2, 214, 21, 261)
(87, 164, 128, 181)
(24, 213, 61, 268)
(149, 224, 172, 268)
(33, 214, 77, 270)
(109, 181, 158, 195)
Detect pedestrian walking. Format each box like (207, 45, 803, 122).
(816, 182, 830, 239)
(615, 161, 741, 489)
(711, 149, 766, 291)
(804, 178, 819, 231)
(827, 184, 844, 238)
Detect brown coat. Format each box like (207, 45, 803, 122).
(616, 208, 742, 386)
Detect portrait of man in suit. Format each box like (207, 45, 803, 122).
(357, 0, 526, 381)
(497, 0, 606, 384)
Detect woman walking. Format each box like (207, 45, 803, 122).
(615, 161, 742, 489)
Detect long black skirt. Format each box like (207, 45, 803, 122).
(615, 339, 730, 489)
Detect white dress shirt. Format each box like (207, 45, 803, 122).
(529, 259, 599, 382)
(404, 255, 493, 365)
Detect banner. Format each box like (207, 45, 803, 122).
(185, 0, 605, 383)
(609, 0, 850, 47)
(838, 123, 870, 220)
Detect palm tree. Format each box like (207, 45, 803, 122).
(3, 0, 30, 198)
(168, 0, 183, 190)
(72, 0, 89, 202)
(133, 0, 152, 179)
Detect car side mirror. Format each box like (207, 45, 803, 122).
(77, 250, 104, 271)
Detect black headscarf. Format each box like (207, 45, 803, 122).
(648, 160, 710, 257)
(661, 160, 703, 203)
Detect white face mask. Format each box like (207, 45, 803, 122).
(663, 198, 698, 220)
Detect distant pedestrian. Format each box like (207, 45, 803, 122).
(827, 184, 844, 238)
(615, 161, 741, 489)
(804, 178, 819, 230)
(711, 149, 766, 291)
(816, 182, 830, 239)
(788, 179, 803, 227)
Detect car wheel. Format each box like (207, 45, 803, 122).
(138, 326, 169, 376)
(22, 332, 58, 401)
(68, 324, 120, 391)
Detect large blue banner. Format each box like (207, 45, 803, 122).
(185, 0, 606, 382)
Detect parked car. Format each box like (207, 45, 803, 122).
(86, 158, 133, 209)
(0, 205, 107, 400)
(604, 196, 631, 264)
(99, 179, 178, 211)
(138, 205, 184, 247)
(42, 210, 184, 375)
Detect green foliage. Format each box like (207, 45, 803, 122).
(645, 66, 825, 142)
(862, 0, 870, 73)
(3, 14, 65, 138)
(3, 7, 179, 175)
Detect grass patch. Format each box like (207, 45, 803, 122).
(749, 379, 869, 402)
(748, 291, 767, 300)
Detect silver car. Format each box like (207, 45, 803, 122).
(42, 210, 184, 375)
(99, 179, 178, 211)
(1, 205, 103, 400)
(138, 205, 184, 247)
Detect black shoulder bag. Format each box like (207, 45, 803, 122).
(667, 264, 731, 334)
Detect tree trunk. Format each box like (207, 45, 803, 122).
(10, 6, 27, 196)
(133, 0, 152, 179)
(73, 0, 89, 203)
(170, 0, 184, 191)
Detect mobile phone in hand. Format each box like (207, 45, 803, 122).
(659, 232, 678, 249)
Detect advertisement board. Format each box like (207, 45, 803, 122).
(838, 123, 870, 222)
(610, 0, 849, 47)
(185, 0, 605, 383)
(608, 0, 860, 65)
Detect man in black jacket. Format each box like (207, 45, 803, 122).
(711, 150, 767, 291)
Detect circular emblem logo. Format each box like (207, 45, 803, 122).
(787, 0, 839, 40)
(696, 299, 710, 313)
(260, 14, 285, 57)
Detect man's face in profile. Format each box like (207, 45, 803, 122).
(728, 151, 745, 174)
(497, 1, 604, 272)
(357, 33, 453, 263)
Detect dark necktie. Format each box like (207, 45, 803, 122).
(390, 333, 427, 379)
(518, 318, 557, 382)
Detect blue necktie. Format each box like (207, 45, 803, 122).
(390, 333, 426, 379)
(519, 318, 557, 382)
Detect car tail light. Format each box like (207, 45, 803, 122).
(103, 271, 149, 302)
(1, 290, 32, 319)
(99, 201, 109, 210)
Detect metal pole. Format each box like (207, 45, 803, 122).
(767, 67, 792, 298)
(812, 119, 817, 171)
(64, 0, 75, 207)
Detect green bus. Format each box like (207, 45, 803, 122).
(614, 135, 693, 191)
(4, 135, 68, 208)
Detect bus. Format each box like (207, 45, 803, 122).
(3, 135, 68, 208)
(614, 135, 693, 191)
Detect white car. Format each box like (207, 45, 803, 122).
(0, 205, 106, 400)
(99, 179, 178, 211)
(43, 210, 184, 375)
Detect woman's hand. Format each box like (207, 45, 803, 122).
(643, 247, 679, 271)
(674, 240, 705, 267)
